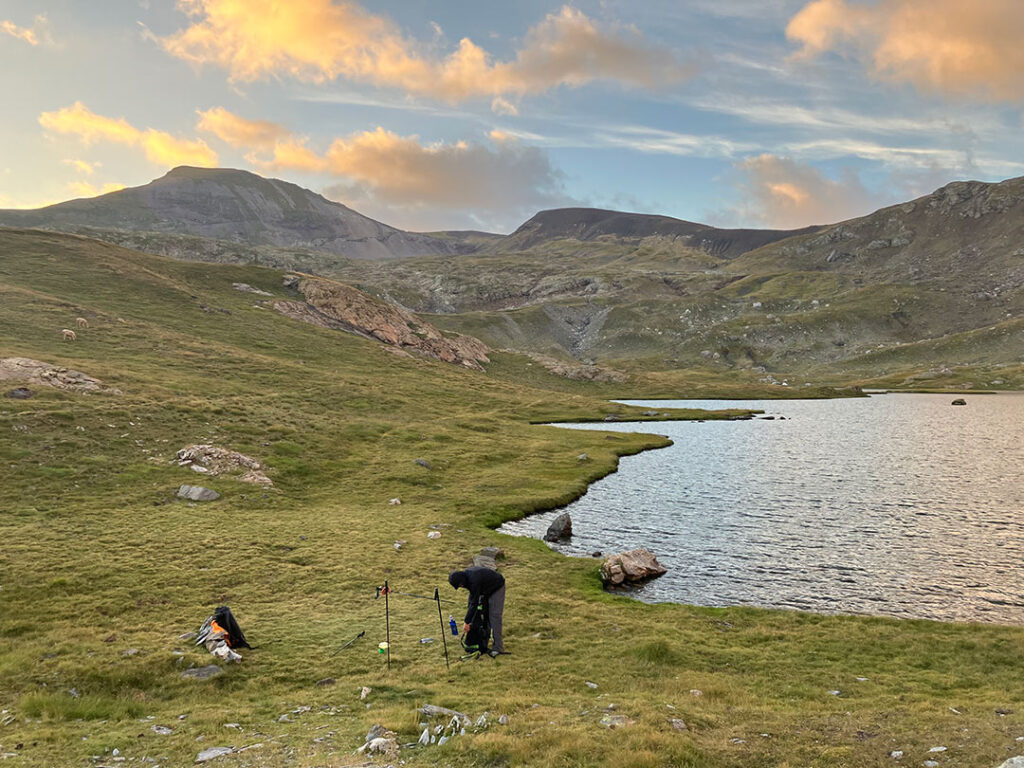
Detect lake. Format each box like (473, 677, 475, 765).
(499, 393, 1024, 625)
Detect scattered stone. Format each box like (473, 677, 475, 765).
(223, 724, 240, 730)
(544, 512, 572, 542)
(358, 725, 398, 757)
(603, 415, 619, 422)
(591, 551, 602, 558)
(498, 714, 509, 726)
(923, 762, 939, 768)
(827, 690, 841, 696)
(577, 453, 590, 462)
(388, 497, 402, 505)
(599, 548, 668, 587)
(995, 758, 1024, 768)
(122, 648, 139, 657)
(177, 445, 272, 486)
(418, 728, 430, 746)
(180, 665, 223, 680)
(151, 725, 173, 736)
(418, 704, 471, 727)
(276, 714, 291, 723)
(360, 687, 371, 700)
(0, 357, 122, 395)
(689, 689, 703, 697)
(195, 746, 234, 762)
(928, 746, 947, 753)
(888, 750, 903, 759)
(427, 531, 442, 539)
(951, 398, 967, 406)
(232, 283, 272, 296)
(315, 678, 335, 687)
(480, 546, 505, 560)
(585, 681, 598, 689)
(599, 714, 634, 729)
(4, 387, 32, 399)
(995, 708, 1014, 716)
(176, 485, 220, 502)
(415, 458, 432, 469)
(669, 718, 688, 731)
(473, 555, 497, 569)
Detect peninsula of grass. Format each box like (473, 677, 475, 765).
(1, 229, 1021, 768)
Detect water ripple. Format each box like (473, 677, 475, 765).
(500, 393, 1024, 625)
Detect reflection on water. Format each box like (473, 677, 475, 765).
(499, 394, 1024, 624)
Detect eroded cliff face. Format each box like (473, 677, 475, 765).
(273, 274, 490, 370)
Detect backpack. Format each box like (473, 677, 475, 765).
(461, 598, 490, 656)
(197, 605, 252, 650)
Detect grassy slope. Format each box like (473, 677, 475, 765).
(1, 229, 1022, 768)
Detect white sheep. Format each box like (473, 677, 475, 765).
(61, 329, 77, 341)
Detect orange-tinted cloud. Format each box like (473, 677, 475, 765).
(787, 0, 1024, 102)
(1, 16, 46, 45)
(732, 153, 875, 228)
(163, 1, 692, 104)
(67, 181, 126, 199)
(39, 102, 218, 168)
(64, 159, 97, 175)
(196, 107, 290, 148)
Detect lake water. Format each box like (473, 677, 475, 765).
(499, 394, 1024, 625)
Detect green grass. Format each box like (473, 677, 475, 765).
(0, 228, 1021, 767)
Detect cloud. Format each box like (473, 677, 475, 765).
(1, 15, 47, 45)
(67, 181, 126, 199)
(162, 1, 693, 103)
(39, 102, 218, 168)
(787, 0, 1024, 102)
(196, 107, 290, 148)
(64, 159, 98, 175)
(729, 153, 877, 228)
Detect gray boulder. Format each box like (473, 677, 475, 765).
(5, 387, 32, 399)
(995, 758, 1024, 768)
(473, 555, 497, 570)
(196, 746, 234, 762)
(480, 546, 505, 561)
(177, 485, 220, 501)
(181, 665, 223, 680)
(600, 548, 668, 586)
(544, 513, 572, 542)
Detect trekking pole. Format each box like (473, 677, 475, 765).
(330, 629, 365, 657)
(434, 587, 450, 671)
(384, 579, 391, 672)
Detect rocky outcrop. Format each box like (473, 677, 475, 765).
(600, 548, 668, 587)
(275, 274, 489, 370)
(0, 357, 121, 394)
(544, 513, 573, 542)
(524, 353, 628, 383)
(177, 444, 272, 486)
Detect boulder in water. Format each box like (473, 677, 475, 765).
(544, 512, 572, 542)
(600, 548, 668, 587)
(951, 398, 966, 406)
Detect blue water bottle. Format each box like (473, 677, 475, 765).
(449, 615, 458, 635)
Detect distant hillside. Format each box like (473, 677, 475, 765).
(0, 166, 467, 260)
(499, 207, 818, 258)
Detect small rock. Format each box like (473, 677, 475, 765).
(181, 665, 223, 680)
(223, 723, 240, 730)
(393, 540, 406, 551)
(498, 714, 509, 725)
(122, 648, 140, 657)
(585, 681, 598, 689)
(599, 714, 633, 728)
(689, 689, 703, 697)
(315, 678, 336, 687)
(951, 398, 966, 406)
(176, 485, 220, 502)
(995, 758, 1024, 768)
(923, 762, 939, 768)
(591, 551, 602, 557)
(472, 555, 497, 569)
(888, 750, 903, 759)
(4, 387, 32, 399)
(414, 458, 431, 469)
(151, 725, 173, 736)
(427, 531, 441, 539)
(603, 415, 618, 422)
(418, 728, 429, 746)
(544, 512, 572, 542)
(928, 746, 947, 753)
(195, 747, 234, 763)
(388, 497, 402, 505)
(669, 718, 687, 731)
(827, 690, 841, 696)
(480, 546, 505, 560)
(276, 715, 291, 723)
(359, 686, 371, 700)
(577, 453, 590, 462)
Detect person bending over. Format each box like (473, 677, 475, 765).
(449, 565, 506, 656)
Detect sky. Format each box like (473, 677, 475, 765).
(2, 0, 1024, 233)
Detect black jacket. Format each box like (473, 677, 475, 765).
(458, 567, 505, 624)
